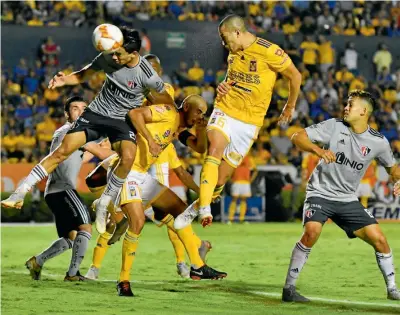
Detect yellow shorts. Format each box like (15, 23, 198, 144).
(116, 170, 167, 208)
(207, 108, 259, 167)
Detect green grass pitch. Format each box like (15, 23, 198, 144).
(2, 222, 400, 315)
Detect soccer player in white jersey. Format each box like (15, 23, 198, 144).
(25, 96, 114, 281)
(2, 27, 174, 235)
(282, 90, 400, 302)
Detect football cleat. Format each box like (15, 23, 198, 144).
(199, 205, 213, 227)
(108, 217, 128, 245)
(64, 271, 91, 282)
(190, 265, 227, 280)
(177, 262, 190, 279)
(282, 285, 310, 302)
(1, 188, 27, 211)
(92, 197, 111, 234)
(25, 256, 42, 280)
(198, 240, 212, 263)
(388, 287, 400, 300)
(85, 266, 99, 280)
(174, 201, 199, 229)
(117, 281, 134, 297)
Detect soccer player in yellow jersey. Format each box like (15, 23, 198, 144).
(175, 14, 302, 229)
(115, 96, 226, 296)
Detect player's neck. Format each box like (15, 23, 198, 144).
(240, 33, 257, 51)
(126, 54, 140, 68)
(178, 112, 186, 128)
(349, 121, 368, 134)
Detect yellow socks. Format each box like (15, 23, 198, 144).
(167, 228, 186, 263)
(212, 185, 224, 201)
(199, 156, 221, 208)
(228, 199, 237, 221)
(175, 225, 204, 268)
(119, 230, 140, 282)
(239, 199, 247, 222)
(92, 231, 112, 269)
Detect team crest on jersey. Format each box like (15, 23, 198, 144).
(361, 146, 371, 156)
(305, 209, 315, 218)
(249, 60, 257, 72)
(128, 181, 137, 196)
(154, 106, 166, 113)
(228, 57, 234, 65)
(127, 81, 136, 89)
(210, 117, 216, 124)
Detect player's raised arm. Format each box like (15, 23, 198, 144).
(83, 141, 116, 162)
(178, 118, 207, 154)
(127, 106, 165, 157)
(48, 61, 99, 89)
(279, 63, 302, 125)
(173, 166, 200, 195)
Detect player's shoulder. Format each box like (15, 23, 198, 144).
(53, 123, 71, 138)
(152, 104, 178, 116)
(367, 126, 384, 139)
(138, 57, 155, 79)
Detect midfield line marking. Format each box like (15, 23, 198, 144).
(251, 291, 400, 309)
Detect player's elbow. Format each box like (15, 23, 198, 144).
(291, 129, 306, 146)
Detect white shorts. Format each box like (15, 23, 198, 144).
(231, 182, 251, 197)
(148, 162, 169, 187)
(116, 171, 167, 208)
(207, 108, 259, 167)
(170, 186, 187, 202)
(356, 183, 373, 198)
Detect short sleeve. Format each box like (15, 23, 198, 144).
(140, 59, 165, 93)
(149, 105, 175, 123)
(266, 44, 292, 73)
(178, 130, 194, 146)
(305, 118, 336, 145)
(168, 145, 182, 169)
(376, 138, 396, 168)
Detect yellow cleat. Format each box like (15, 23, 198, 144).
(25, 256, 42, 280)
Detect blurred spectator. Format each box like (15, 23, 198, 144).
(349, 74, 366, 92)
(203, 69, 215, 85)
(23, 70, 40, 95)
(317, 6, 335, 32)
(335, 65, 354, 84)
(373, 43, 393, 74)
(300, 16, 316, 35)
(271, 127, 293, 157)
(343, 41, 358, 73)
(284, 35, 301, 66)
(41, 36, 61, 66)
(377, 67, 394, 87)
(318, 35, 335, 76)
(187, 60, 205, 83)
(36, 115, 56, 144)
(13, 58, 28, 83)
(299, 35, 319, 74)
(140, 28, 151, 55)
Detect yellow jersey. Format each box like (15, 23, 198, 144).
(133, 104, 182, 173)
(154, 143, 182, 169)
(300, 41, 319, 65)
(164, 83, 175, 99)
(215, 37, 292, 127)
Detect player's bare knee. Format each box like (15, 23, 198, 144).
(207, 145, 224, 159)
(119, 151, 135, 173)
(301, 228, 320, 247)
(78, 223, 92, 234)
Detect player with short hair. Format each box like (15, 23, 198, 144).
(282, 90, 400, 302)
(115, 95, 227, 296)
(25, 96, 114, 281)
(174, 14, 302, 229)
(2, 26, 174, 236)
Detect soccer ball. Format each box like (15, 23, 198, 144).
(92, 24, 124, 53)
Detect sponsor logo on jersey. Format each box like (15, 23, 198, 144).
(227, 69, 260, 85)
(107, 79, 136, 100)
(79, 117, 89, 123)
(338, 139, 345, 145)
(163, 130, 171, 138)
(228, 57, 234, 65)
(361, 146, 371, 156)
(335, 152, 364, 170)
(210, 117, 216, 124)
(340, 132, 350, 137)
(249, 60, 257, 72)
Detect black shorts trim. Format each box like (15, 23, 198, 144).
(303, 196, 378, 238)
(45, 189, 91, 238)
(67, 109, 137, 144)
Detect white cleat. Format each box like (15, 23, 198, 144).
(85, 266, 99, 280)
(199, 205, 213, 227)
(1, 184, 29, 211)
(92, 196, 111, 234)
(177, 262, 190, 279)
(174, 201, 199, 229)
(388, 287, 400, 300)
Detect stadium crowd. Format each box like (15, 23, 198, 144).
(1, 2, 400, 197)
(2, 1, 400, 36)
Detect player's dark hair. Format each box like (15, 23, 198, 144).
(348, 90, 376, 111)
(120, 26, 142, 53)
(64, 95, 85, 114)
(144, 54, 161, 64)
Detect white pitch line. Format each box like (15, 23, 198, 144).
(1, 223, 54, 227)
(251, 291, 400, 309)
